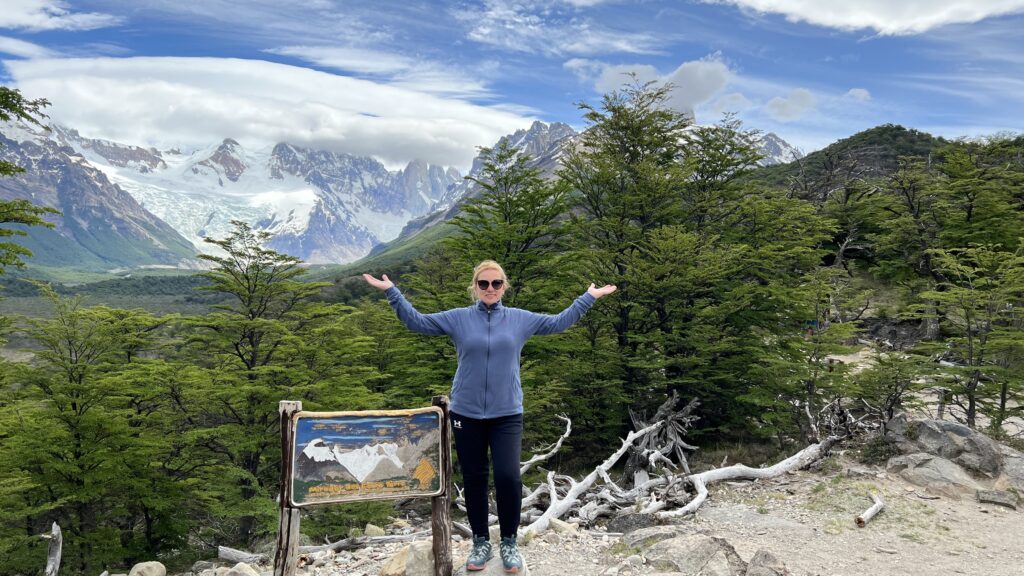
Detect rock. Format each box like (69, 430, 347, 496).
(365, 523, 387, 537)
(976, 489, 1019, 509)
(191, 561, 215, 573)
(214, 567, 230, 576)
(887, 453, 983, 497)
(381, 540, 433, 576)
(645, 534, 748, 575)
(607, 512, 657, 534)
(548, 517, 577, 534)
(745, 550, 791, 575)
(224, 563, 260, 576)
(995, 445, 1024, 492)
(621, 525, 688, 550)
(452, 553, 531, 575)
(845, 466, 876, 478)
(886, 415, 1003, 477)
(544, 531, 561, 544)
(128, 562, 166, 576)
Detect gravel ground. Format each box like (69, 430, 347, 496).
(255, 455, 1023, 576)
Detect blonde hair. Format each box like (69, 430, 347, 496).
(468, 260, 509, 301)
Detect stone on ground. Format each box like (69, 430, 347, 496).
(644, 534, 747, 576)
(607, 512, 657, 534)
(621, 525, 688, 550)
(128, 562, 166, 576)
(744, 549, 791, 576)
(887, 453, 983, 497)
(380, 540, 434, 576)
(976, 489, 1019, 509)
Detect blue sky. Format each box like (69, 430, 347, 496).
(2, 1, 1023, 170)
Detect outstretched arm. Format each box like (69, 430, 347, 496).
(363, 273, 455, 336)
(530, 283, 616, 336)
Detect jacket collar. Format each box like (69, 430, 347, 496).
(476, 299, 503, 311)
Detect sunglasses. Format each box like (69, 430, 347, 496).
(476, 279, 505, 290)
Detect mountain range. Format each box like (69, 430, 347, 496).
(0, 120, 801, 273)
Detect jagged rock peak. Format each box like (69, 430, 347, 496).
(194, 137, 247, 182)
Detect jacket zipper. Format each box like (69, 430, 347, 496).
(484, 307, 491, 416)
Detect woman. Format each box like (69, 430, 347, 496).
(363, 260, 615, 573)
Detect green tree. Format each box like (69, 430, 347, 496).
(915, 244, 1024, 428)
(445, 140, 571, 308)
(0, 86, 59, 272)
(185, 221, 372, 544)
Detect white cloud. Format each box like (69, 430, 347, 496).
(0, 35, 56, 58)
(844, 88, 871, 101)
(453, 1, 661, 56)
(765, 88, 816, 121)
(701, 0, 1024, 35)
(266, 45, 491, 98)
(594, 64, 661, 93)
(4, 57, 534, 170)
(663, 56, 733, 116)
(568, 55, 733, 117)
(709, 92, 754, 115)
(0, 0, 122, 31)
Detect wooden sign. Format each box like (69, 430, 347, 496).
(289, 407, 446, 506)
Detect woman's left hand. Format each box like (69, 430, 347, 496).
(588, 283, 617, 299)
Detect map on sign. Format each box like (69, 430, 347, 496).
(289, 407, 445, 506)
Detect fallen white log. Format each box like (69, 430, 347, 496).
(855, 493, 885, 527)
(523, 420, 664, 535)
(219, 546, 268, 564)
(656, 436, 841, 519)
(298, 531, 430, 554)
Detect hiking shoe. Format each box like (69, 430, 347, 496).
(499, 536, 524, 573)
(466, 535, 492, 571)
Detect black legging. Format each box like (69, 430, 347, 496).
(450, 411, 523, 539)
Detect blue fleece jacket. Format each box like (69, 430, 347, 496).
(385, 286, 597, 418)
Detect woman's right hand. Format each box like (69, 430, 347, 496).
(362, 273, 394, 291)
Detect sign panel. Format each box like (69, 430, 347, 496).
(289, 407, 445, 506)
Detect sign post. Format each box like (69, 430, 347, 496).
(273, 398, 452, 576)
(431, 395, 452, 576)
(274, 400, 302, 576)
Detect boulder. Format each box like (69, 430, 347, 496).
(995, 445, 1024, 492)
(645, 534, 748, 576)
(621, 525, 688, 550)
(976, 490, 1019, 509)
(547, 517, 578, 534)
(191, 561, 215, 573)
(224, 563, 259, 576)
(887, 453, 983, 498)
(607, 512, 657, 534)
(886, 415, 1002, 477)
(452, 551, 531, 576)
(365, 523, 387, 537)
(128, 562, 166, 576)
(381, 541, 434, 576)
(745, 550, 791, 576)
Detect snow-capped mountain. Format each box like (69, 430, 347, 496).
(391, 120, 802, 244)
(0, 123, 199, 270)
(757, 132, 804, 165)
(40, 126, 462, 265)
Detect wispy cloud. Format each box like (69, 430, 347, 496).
(266, 45, 492, 98)
(844, 88, 871, 101)
(765, 88, 816, 121)
(453, 1, 661, 57)
(700, 0, 1024, 35)
(1, 0, 122, 32)
(0, 35, 56, 58)
(5, 57, 533, 169)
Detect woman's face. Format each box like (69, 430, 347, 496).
(475, 268, 506, 306)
